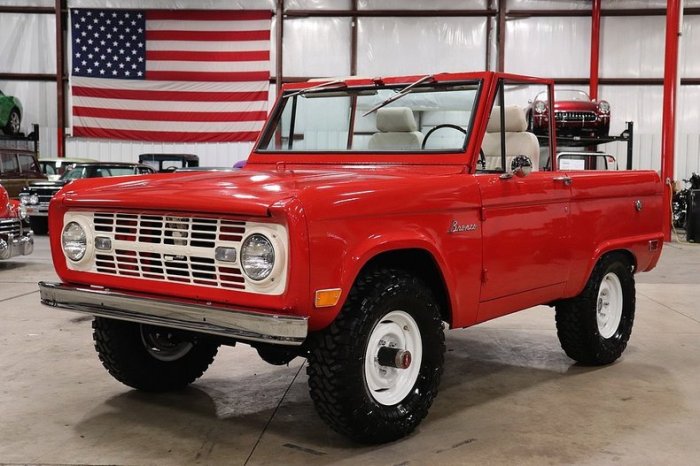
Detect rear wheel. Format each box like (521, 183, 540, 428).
(555, 254, 635, 365)
(4, 108, 20, 135)
(92, 317, 220, 391)
(307, 268, 445, 444)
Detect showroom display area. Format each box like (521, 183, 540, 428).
(2, 0, 700, 464)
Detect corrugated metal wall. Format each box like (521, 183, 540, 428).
(2, 0, 700, 179)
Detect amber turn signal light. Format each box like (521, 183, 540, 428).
(314, 288, 342, 308)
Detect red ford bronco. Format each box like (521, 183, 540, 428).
(40, 72, 664, 443)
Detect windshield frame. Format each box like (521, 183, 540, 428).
(254, 78, 484, 159)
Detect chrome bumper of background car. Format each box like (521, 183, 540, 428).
(0, 233, 34, 260)
(25, 203, 49, 217)
(38, 282, 308, 346)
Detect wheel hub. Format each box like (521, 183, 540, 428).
(140, 325, 194, 362)
(364, 310, 423, 406)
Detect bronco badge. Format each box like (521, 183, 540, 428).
(449, 220, 478, 233)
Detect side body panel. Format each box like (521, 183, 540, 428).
(300, 172, 483, 331)
(475, 171, 572, 323)
(563, 170, 664, 297)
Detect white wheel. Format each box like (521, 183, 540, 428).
(140, 325, 194, 362)
(364, 310, 422, 406)
(596, 272, 623, 339)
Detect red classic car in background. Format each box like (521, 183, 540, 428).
(0, 184, 33, 260)
(528, 89, 610, 138)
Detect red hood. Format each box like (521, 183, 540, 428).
(553, 100, 599, 112)
(55, 166, 464, 217)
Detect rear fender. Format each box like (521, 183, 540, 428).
(565, 233, 664, 297)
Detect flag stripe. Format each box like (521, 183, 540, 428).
(146, 50, 270, 62)
(146, 60, 269, 72)
(74, 96, 268, 112)
(72, 85, 268, 102)
(74, 106, 267, 122)
(146, 30, 270, 42)
(72, 77, 269, 93)
(145, 71, 270, 82)
(74, 126, 261, 143)
(147, 10, 271, 21)
(73, 116, 264, 132)
(146, 40, 269, 52)
(148, 19, 271, 32)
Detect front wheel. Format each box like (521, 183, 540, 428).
(555, 254, 635, 365)
(92, 317, 220, 392)
(307, 268, 445, 444)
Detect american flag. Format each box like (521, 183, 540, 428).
(69, 9, 271, 143)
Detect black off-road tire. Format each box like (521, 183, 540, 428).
(555, 254, 635, 365)
(306, 267, 445, 444)
(93, 317, 220, 392)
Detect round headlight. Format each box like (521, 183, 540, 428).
(29, 194, 39, 205)
(598, 100, 610, 114)
(534, 101, 547, 114)
(240, 233, 275, 281)
(19, 195, 29, 205)
(62, 222, 87, 261)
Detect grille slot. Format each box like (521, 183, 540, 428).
(92, 212, 247, 290)
(554, 111, 597, 122)
(0, 218, 22, 237)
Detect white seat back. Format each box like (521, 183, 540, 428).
(368, 107, 424, 151)
(482, 106, 539, 171)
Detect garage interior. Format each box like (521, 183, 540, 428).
(2, 0, 700, 465)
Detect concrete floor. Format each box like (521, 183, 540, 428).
(1, 235, 699, 466)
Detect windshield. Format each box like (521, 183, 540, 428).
(61, 166, 138, 180)
(61, 167, 85, 180)
(257, 81, 480, 153)
(536, 89, 590, 102)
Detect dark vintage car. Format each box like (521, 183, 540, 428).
(0, 183, 33, 260)
(138, 153, 199, 172)
(528, 89, 610, 138)
(20, 161, 155, 234)
(0, 151, 46, 199)
(38, 157, 97, 181)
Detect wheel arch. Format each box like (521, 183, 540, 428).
(568, 247, 637, 299)
(352, 248, 453, 326)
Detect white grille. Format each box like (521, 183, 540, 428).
(90, 212, 248, 290)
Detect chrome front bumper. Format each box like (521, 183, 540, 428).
(38, 282, 308, 346)
(0, 233, 34, 260)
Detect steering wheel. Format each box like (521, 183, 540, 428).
(421, 124, 467, 150)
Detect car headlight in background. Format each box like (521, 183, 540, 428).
(19, 193, 38, 205)
(62, 222, 87, 261)
(534, 101, 547, 114)
(598, 100, 611, 114)
(240, 233, 275, 281)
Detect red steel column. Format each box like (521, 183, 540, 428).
(589, 0, 601, 100)
(662, 0, 682, 241)
(55, 0, 65, 157)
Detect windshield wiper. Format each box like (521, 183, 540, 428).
(286, 79, 347, 98)
(362, 74, 434, 117)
